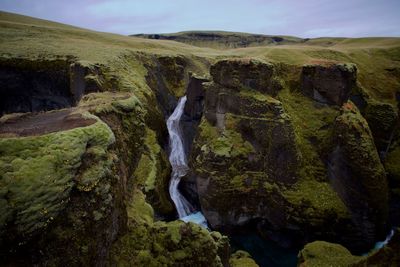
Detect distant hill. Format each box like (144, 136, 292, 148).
(131, 31, 305, 48)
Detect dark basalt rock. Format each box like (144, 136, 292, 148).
(0, 59, 73, 115)
(301, 63, 357, 105)
(0, 59, 105, 116)
(179, 75, 209, 209)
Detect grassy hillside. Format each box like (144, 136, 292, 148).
(132, 31, 304, 49)
(2, 11, 399, 104)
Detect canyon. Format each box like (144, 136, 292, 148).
(0, 11, 400, 267)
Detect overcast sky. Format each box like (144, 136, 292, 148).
(1, 0, 399, 38)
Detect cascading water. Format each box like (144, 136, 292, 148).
(167, 96, 208, 227)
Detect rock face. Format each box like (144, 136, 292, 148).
(189, 59, 353, 250)
(328, 102, 389, 252)
(0, 59, 105, 116)
(145, 55, 189, 116)
(301, 63, 357, 105)
(364, 100, 398, 155)
(0, 59, 73, 115)
(210, 59, 281, 95)
(191, 60, 300, 229)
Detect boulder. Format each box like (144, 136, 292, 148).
(301, 63, 357, 105)
(298, 241, 362, 267)
(229, 250, 259, 267)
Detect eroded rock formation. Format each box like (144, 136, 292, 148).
(301, 63, 357, 105)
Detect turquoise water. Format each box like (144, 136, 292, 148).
(230, 233, 299, 267)
(180, 211, 209, 228)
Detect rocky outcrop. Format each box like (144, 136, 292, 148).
(0, 112, 117, 265)
(189, 59, 352, 250)
(182, 74, 209, 155)
(364, 100, 398, 155)
(145, 55, 190, 116)
(298, 240, 363, 267)
(229, 250, 259, 267)
(191, 81, 300, 229)
(298, 228, 400, 267)
(328, 101, 389, 252)
(210, 58, 281, 95)
(109, 218, 228, 267)
(0, 93, 148, 266)
(301, 63, 357, 105)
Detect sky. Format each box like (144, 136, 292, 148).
(1, 0, 399, 38)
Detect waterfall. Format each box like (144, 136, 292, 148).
(167, 96, 208, 227)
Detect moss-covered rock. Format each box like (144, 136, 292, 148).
(385, 146, 400, 196)
(108, 183, 228, 267)
(328, 101, 389, 252)
(134, 127, 173, 215)
(190, 62, 350, 248)
(0, 113, 114, 238)
(109, 220, 224, 267)
(298, 241, 363, 267)
(192, 82, 301, 228)
(229, 250, 259, 267)
(364, 100, 398, 154)
(0, 112, 120, 265)
(301, 63, 357, 105)
(210, 58, 281, 95)
(298, 228, 400, 267)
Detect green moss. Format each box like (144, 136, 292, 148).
(279, 89, 339, 182)
(229, 251, 259, 267)
(133, 127, 173, 214)
(385, 146, 400, 184)
(198, 117, 254, 158)
(283, 179, 349, 222)
(298, 241, 363, 267)
(240, 87, 281, 103)
(0, 114, 115, 236)
(109, 219, 224, 267)
(126, 189, 154, 225)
